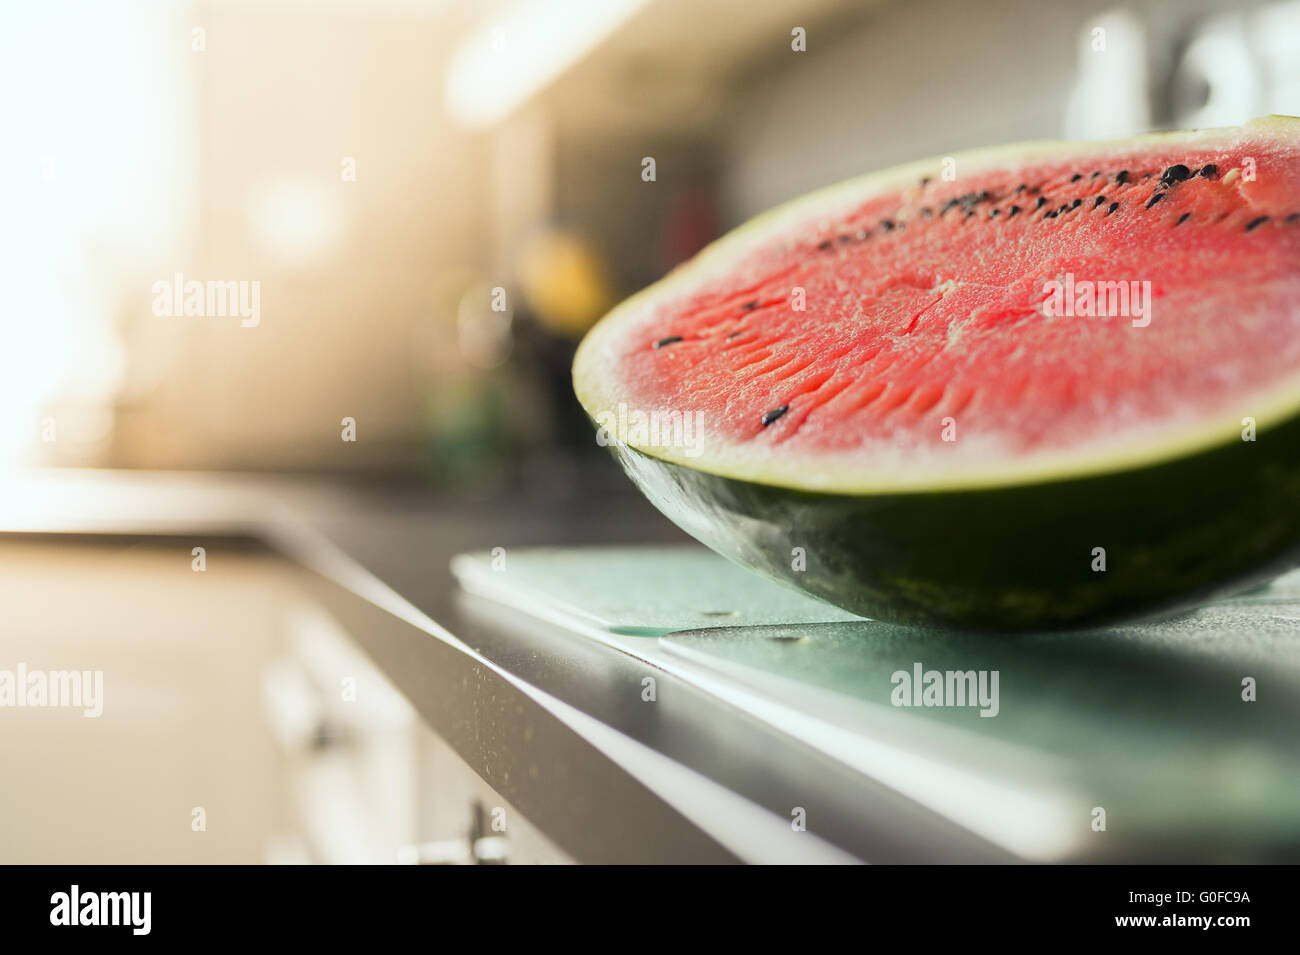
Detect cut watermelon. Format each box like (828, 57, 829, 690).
(574, 118, 1300, 630)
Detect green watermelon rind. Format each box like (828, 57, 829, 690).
(610, 420, 1300, 629)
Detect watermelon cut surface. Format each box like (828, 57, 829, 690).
(574, 118, 1300, 629)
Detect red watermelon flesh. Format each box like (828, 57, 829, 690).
(577, 118, 1300, 493)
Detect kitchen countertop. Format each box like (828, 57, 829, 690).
(4, 467, 1298, 863)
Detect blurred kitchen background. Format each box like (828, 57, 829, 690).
(3, 0, 1299, 491)
(2, 0, 1300, 865)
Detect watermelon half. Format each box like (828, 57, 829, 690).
(574, 117, 1300, 630)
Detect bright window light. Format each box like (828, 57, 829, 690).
(445, 0, 650, 127)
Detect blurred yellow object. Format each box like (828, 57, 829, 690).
(516, 230, 616, 338)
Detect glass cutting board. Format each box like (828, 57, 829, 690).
(452, 545, 1300, 861)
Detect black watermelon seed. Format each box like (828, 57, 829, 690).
(1143, 172, 1152, 179)
(761, 405, 790, 427)
(1286, 213, 1300, 222)
(1091, 171, 1101, 178)
(920, 208, 933, 218)
(1015, 184, 1027, 194)
(1070, 198, 1082, 209)
(1115, 170, 1129, 184)
(1145, 193, 1165, 209)
(1045, 209, 1059, 219)
(1107, 202, 1119, 215)
(1160, 164, 1191, 185)
(1057, 204, 1069, 214)
(1245, 216, 1269, 232)
(1070, 173, 1082, 182)
(1176, 212, 1191, 226)
(1198, 164, 1218, 178)
(1093, 194, 1106, 208)
(1008, 205, 1021, 218)
(742, 300, 758, 310)
(817, 240, 833, 250)
(989, 209, 1000, 218)
(880, 220, 895, 231)
(940, 198, 958, 215)
(654, 336, 683, 348)
(966, 210, 976, 219)
(1035, 196, 1048, 209)
(838, 234, 852, 243)
(725, 331, 743, 339)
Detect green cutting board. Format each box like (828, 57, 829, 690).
(452, 544, 1300, 860)
(451, 544, 864, 635)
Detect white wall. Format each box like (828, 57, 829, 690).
(719, 0, 1290, 223)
